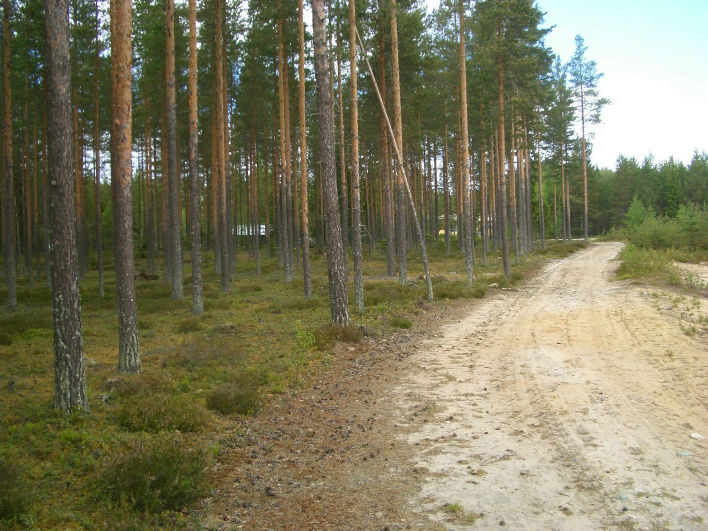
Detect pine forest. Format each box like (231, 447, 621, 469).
(1, 0, 707, 528)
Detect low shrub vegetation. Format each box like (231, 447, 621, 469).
(0, 459, 32, 523)
(206, 377, 262, 416)
(115, 393, 210, 433)
(100, 436, 211, 513)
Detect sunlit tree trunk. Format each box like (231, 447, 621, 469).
(497, 20, 510, 278)
(298, 0, 312, 297)
(349, 0, 363, 312)
(391, 0, 406, 284)
(215, 0, 229, 291)
(187, 0, 203, 314)
(45, 0, 89, 411)
(458, 0, 474, 285)
(111, 0, 140, 373)
(311, 0, 349, 324)
(165, 0, 183, 299)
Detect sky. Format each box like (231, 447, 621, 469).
(424, 0, 708, 170)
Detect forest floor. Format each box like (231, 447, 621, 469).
(205, 242, 708, 530)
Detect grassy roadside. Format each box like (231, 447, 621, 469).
(0, 239, 585, 529)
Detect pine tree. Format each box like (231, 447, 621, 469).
(311, 0, 349, 325)
(111, 0, 140, 373)
(187, 0, 203, 315)
(569, 35, 609, 243)
(45, 0, 88, 411)
(2, 0, 17, 310)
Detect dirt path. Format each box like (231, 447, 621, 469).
(209, 242, 708, 530)
(394, 242, 708, 530)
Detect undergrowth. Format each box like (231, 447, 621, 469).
(0, 240, 565, 528)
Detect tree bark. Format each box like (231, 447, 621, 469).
(379, 35, 395, 276)
(349, 0, 363, 312)
(497, 20, 510, 278)
(3, 0, 17, 309)
(45, 0, 89, 411)
(311, 0, 349, 325)
(111, 0, 140, 373)
(215, 0, 229, 291)
(390, 0, 406, 285)
(458, 0, 474, 286)
(298, 0, 312, 298)
(336, 23, 349, 251)
(165, 0, 183, 299)
(93, 0, 104, 297)
(188, 0, 203, 314)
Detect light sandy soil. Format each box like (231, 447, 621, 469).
(209, 242, 708, 530)
(394, 242, 708, 530)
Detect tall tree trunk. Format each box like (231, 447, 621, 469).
(379, 36, 395, 276)
(336, 23, 349, 251)
(165, 0, 183, 299)
(509, 112, 519, 263)
(298, 0, 312, 298)
(311, 0, 349, 325)
(536, 110, 545, 250)
(277, 1, 293, 283)
(480, 137, 488, 265)
(458, 0, 474, 286)
(145, 98, 156, 274)
(188, 0, 203, 314)
(111, 0, 140, 373)
(215, 0, 229, 291)
(390, 0, 406, 285)
(497, 20, 510, 278)
(355, 25, 433, 302)
(349, 0, 363, 312)
(94, 0, 104, 296)
(45, 0, 89, 411)
(443, 122, 450, 255)
(2, 0, 17, 309)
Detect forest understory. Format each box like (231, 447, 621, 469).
(203, 242, 708, 530)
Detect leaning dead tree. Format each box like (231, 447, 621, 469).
(355, 27, 433, 303)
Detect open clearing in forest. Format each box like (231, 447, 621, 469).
(210, 242, 708, 530)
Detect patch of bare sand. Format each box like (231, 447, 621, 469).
(395, 242, 708, 530)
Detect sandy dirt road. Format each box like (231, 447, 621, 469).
(393, 242, 708, 530)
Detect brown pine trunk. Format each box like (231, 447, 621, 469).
(458, 0, 473, 285)
(443, 122, 450, 255)
(311, 0, 349, 325)
(45, 0, 89, 411)
(497, 20, 510, 278)
(215, 0, 229, 291)
(94, 0, 104, 296)
(277, 3, 293, 283)
(379, 36, 395, 276)
(536, 110, 545, 249)
(145, 98, 156, 274)
(111, 0, 140, 373)
(349, 0, 363, 312)
(509, 112, 519, 263)
(166, 0, 183, 299)
(188, 0, 203, 314)
(2, 0, 17, 309)
(355, 23, 433, 302)
(390, 0, 406, 285)
(480, 134, 488, 265)
(336, 24, 349, 250)
(24, 91, 34, 285)
(264, 125, 271, 258)
(298, 0, 312, 297)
